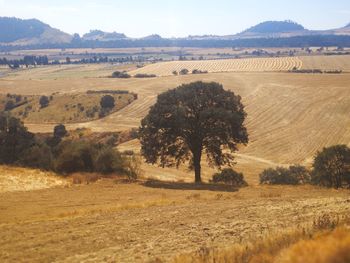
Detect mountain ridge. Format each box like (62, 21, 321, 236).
(1, 17, 350, 47)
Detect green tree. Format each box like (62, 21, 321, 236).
(139, 81, 248, 183)
(0, 113, 35, 164)
(54, 124, 67, 139)
(312, 145, 350, 188)
(39, 95, 49, 108)
(100, 95, 115, 109)
(4, 100, 15, 111)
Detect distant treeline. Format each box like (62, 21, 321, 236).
(0, 55, 143, 68)
(1, 35, 350, 51)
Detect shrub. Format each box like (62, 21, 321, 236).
(312, 145, 350, 188)
(179, 68, 189, 75)
(211, 168, 247, 187)
(54, 141, 96, 174)
(19, 143, 53, 170)
(39, 96, 50, 108)
(4, 100, 15, 111)
(260, 165, 310, 185)
(94, 147, 124, 174)
(172, 70, 178, 75)
(134, 73, 156, 78)
(192, 69, 208, 74)
(111, 71, 131, 78)
(54, 124, 67, 139)
(100, 95, 115, 109)
(123, 154, 142, 180)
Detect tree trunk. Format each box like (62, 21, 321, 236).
(193, 150, 202, 183)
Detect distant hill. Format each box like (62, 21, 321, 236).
(141, 34, 163, 40)
(243, 20, 305, 34)
(235, 20, 308, 39)
(1, 17, 350, 50)
(0, 17, 72, 45)
(82, 30, 127, 41)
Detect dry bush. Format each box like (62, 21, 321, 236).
(72, 173, 100, 184)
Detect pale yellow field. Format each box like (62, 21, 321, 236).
(129, 57, 303, 76)
(300, 55, 350, 71)
(0, 166, 69, 193)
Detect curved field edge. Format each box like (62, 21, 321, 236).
(129, 57, 303, 76)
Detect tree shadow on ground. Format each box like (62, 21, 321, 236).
(142, 180, 238, 192)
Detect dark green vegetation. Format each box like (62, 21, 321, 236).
(260, 165, 311, 185)
(0, 113, 138, 179)
(111, 71, 131, 78)
(134, 73, 157, 78)
(312, 145, 350, 189)
(260, 145, 350, 189)
(211, 168, 247, 187)
(100, 95, 115, 109)
(139, 81, 248, 183)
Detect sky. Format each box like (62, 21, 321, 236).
(0, 0, 350, 38)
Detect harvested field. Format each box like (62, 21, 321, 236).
(1, 60, 350, 182)
(129, 57, 303, 76)
(300, 55, 350, 71)
(0, 179, 349, 262)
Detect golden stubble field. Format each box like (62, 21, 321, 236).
(0, 177, 349, 262)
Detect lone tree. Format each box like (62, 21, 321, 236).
(39, 96, 50, 108)
(139, 81, 248, 183)
(54, 124, 67, 139)
(312, 145, 350, 188)
(100, 95, 115, 109)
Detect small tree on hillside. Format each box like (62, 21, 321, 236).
(139, 81, 248, 183)
(54, 124, 67, 139)
(39, 96, 50, 108)
(100, 95, 115, 109)
(179, 68, 189, 75)
(312, 145, 350, 188)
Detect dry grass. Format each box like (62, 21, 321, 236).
(277, 226, 350, 263)
(2, 92, 134, 123)
(0, 165, 69, 193)
(173, 214, 350, 263)
(0, 182, 349, 262)
(300, 55, 350, 72)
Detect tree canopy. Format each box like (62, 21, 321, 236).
(139, 81, 248, 183)
(312, 145, 350, 188)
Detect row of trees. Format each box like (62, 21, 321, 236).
(259, 145, 350, 189)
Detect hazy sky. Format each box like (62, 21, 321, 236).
(1, 0, 350, 37)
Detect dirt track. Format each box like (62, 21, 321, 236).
(0, 180, 349, 262)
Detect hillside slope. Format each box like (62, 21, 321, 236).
(0, 17, 72, 45)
